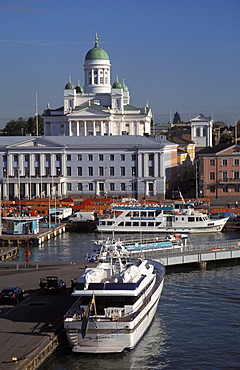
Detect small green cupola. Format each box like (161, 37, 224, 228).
(65, 76, 75, 90)
(75, 80, 83, 93)
(112, 75, 122, 89)
(85, 33, 110, 61)
(122, 79, 129, 92)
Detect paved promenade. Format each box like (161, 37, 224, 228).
(0, 261, 92, 369)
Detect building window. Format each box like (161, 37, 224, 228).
(210, 185, 215, 193)
(121, 183, 125, 191)
(14, 154, 18, 162)
(132, 182, 137, 191)
(88, 167, 93, 176)
(3, 155, 7, 162)
(120, 167, 125, 176)
(132, 167, 136, 176)
(89, 183, 93, 191)
(234, 171, 239, 179)
(132, 154, 136, 161)
(35, 167, 40, 176)
(110, 167, 114, 176)
(234, 158, 239, 166)
(110, 183, 115, 191)
(149, 154, 154, 160)
(99, 167, 104, 176)
(67, 167, 71, 176)
(222, 159, 227, 166)
(148, 183, 154, 191)
(234, 186, 239, 193)
(77, 167, 82, 176)
(99, 183, 104, 191)
(56, 167, 61, 176)
(35, 154, 40, 161)
(25, 154, 29, 161)
(210, 159, 215, 166)
(99, 154, 103, 161)
(77, 183, 82, 191)
(67, 155, 71, 161)
(223, 185, 228, 193)
(149, 167, 154, 176)
(78, 154, 82, 161)
(45, 154, 50, 161)
(210, 172, 215, 180)
(222, 171, 228, 181)
(110, 154, 114, 161)
(88, 154, 93, 161)
(67, 183, 72, 191)
(56, 154, 60, 161)
(45, 167, 50, 176)
(121, 154, 125, 161)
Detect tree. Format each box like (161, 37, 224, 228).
(173, 111, 181, 124)
(2, 115, 44, 136)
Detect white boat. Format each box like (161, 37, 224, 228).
(97, 201, 228, 233)
(64, 256, 165, 353)
(87, 234, 187, 262)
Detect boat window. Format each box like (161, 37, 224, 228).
(175, 217, 178, 220)
(133, 222, 139, 226)
(140, 211, 147, 217)
(148, 212, 155, 217)
(119, 222, 124, 226)
(107, 221, 113, 225)
(141, 222, 147, 226)
(125, 222, 131, 226)
(100, 221, 106, 225)
(166, 216, 172, 221)
(126, 212, 132, 217)
(148, 222, 154, 226)
(132, 211, 139, 217)
(95, 296, 136, 314)
(156, 211, 162, 216)
(188, 217, 195, 222)
(156, 222, 161, 226)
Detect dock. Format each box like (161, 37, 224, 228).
(0, 223, 66, 247)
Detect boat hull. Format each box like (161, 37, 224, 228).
(64, 274, 164, 353)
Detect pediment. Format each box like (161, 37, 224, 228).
(7, 137, 62, 148)
(67, 106, 110, 119)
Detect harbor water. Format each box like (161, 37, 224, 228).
(17, 231, 240, 369)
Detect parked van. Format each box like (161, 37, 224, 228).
(51, 207, 73, 221)
(68, 211, 95, 222)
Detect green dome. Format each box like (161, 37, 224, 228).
(122, 79, 129, 92)
(75, 81, 83, 93)
(85, 34, 109, 61)
(65, 77, 75, 90)
(112, 76, 122, 89)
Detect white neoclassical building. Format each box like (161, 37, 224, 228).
(190, 114, 213, 148)
(43, 34, 152, 137)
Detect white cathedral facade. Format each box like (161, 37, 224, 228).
(43, 35, 152, 137)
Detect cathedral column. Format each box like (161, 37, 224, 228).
(143, 153, 148, 177)
(35, 183, 40, 197)
(69, 120, 72, 136)
(93, 121, 96, 136)
(25, 183, 29, 198)
(50, 154, 55, 176)
(14, 183, 18, 198)
(3, 183, 7, 199)
(84, 121, 87, 136)
(154, 153, 158, 177)
(29, 154, 35, 177)
(61, 151, 66, 177)
(137, 152, 142, 177)
(40, 154, 44, 176)
(7, 153, 13, 176)
(100, 121, 104, 135)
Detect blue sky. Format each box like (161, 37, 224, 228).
(1, 0, 240, 128)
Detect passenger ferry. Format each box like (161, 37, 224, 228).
(87, 234, 187, 262)
(64, 256, 165, 353)
(97, 201, 228, 233)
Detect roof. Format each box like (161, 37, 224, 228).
(85, 35, 109, 61)
(0, 135, 175, 150)
(197, 143, 235, 155)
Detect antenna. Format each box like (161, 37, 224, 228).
(35, 93, 38, 136)
(235, 119, 237, 145)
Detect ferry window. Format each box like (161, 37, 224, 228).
(126, 212, 132, 217)
(156, 211, 162, 216)
(140, 211, 147, 217)
(141, 222, 147, 226)
(125, 222, 131, 226)
(133, 222, 139, 226)
(175, 217, 178, 221)
(148, 212, 154, 217)
(156, 222, 161, 226)
(166, 216, 172, 221)
(119, 222, 124, 226)
(107, 221, 113, 225)
(133, 211, 139, 217)
(188, 217, 194, 222)
(148, 222, 154, 226)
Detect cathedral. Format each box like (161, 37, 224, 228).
(43, 34, 152, 137)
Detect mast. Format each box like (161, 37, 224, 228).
(36, 93, 38, 136)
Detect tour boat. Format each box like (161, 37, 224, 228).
(97, 201, 228, 233)
(64, 256, 165, 353)
(87, 234, 187, 262)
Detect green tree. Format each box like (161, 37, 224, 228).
(3, 115, 44, 136)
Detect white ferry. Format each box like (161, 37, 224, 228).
(97, 201, 228, 233)
(64, 256, 165, 353)
(87, 234, 187, 262)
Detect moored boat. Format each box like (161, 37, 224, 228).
(97, 200, 228, 233)
(64, 256, 165, 353)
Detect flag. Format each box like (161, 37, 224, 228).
(81, 293, 96, 339)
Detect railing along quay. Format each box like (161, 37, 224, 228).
(132, 239, 240, 267)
